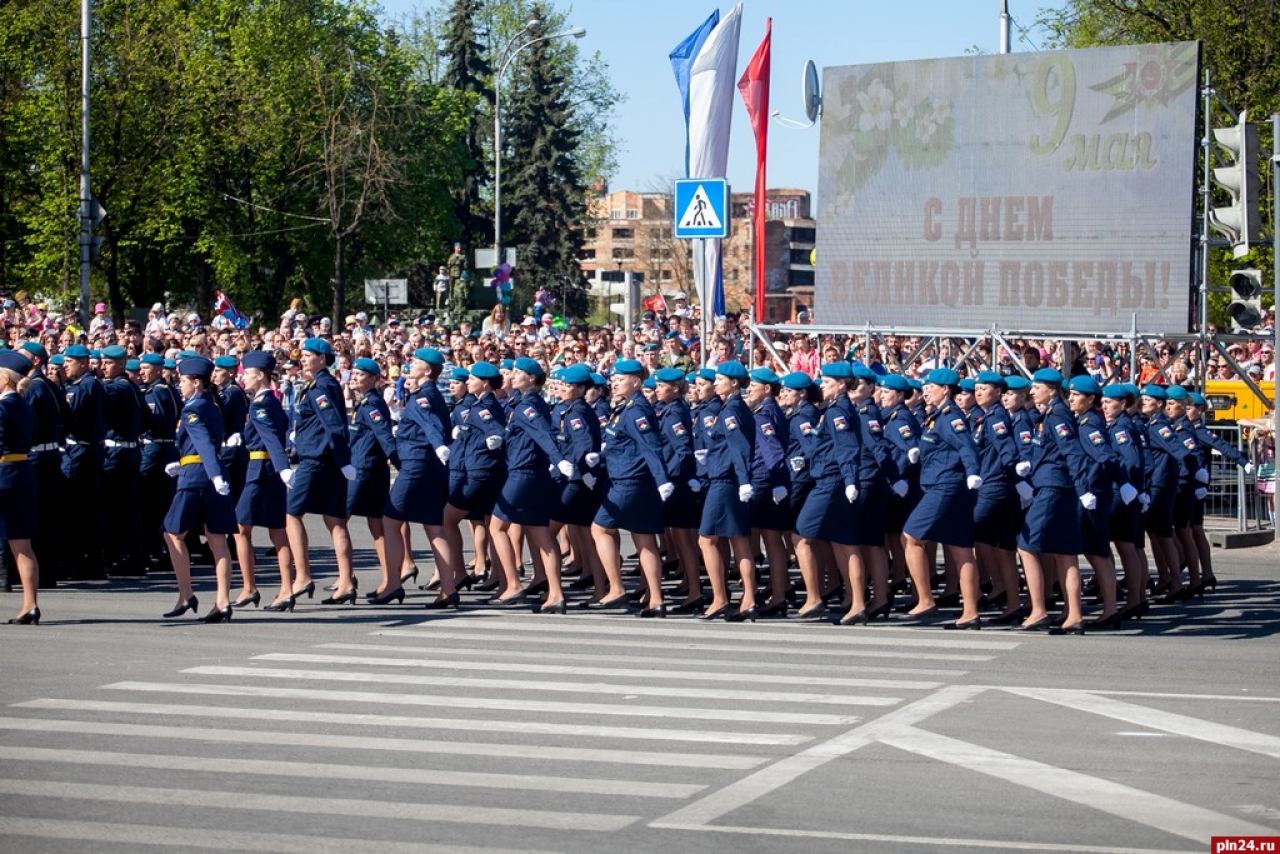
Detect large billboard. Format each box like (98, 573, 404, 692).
(815, 42, 1200, 332)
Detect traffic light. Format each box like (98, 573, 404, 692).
(1226, 268, 1263, 331)
(1207, 110, 1260, 259)
(85, 195, 107, 262)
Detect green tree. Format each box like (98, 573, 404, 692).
(441, 0, 492, 268)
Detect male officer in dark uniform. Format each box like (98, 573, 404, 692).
(15, 343, 64, 587)
(138, 353, 180, 570)
(60, 344, 108, 579)
(214, 354, 249, 502)
(100, 345, 146, 575)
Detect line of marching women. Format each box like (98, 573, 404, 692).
(1, 339, 1258, 630)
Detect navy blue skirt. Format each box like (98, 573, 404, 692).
(595, 476, 663, 535)
(973, 485, 1019, 550)
(165, 484, 238, 536)
(236, 475, 286, 530)
(794, 475, 857, 545)
(287, 458, 349, 518)
(749, 487, 791, 532)
(1017, 485, 1082, 555)
(448, 468, 503, 517)
(0, 464, 37, 540)
(1109, 495, 1144, 546)
(551, 481, 600, 527)
(495, 468, 553, 527)
(386, 458, 448, 525)
(787, 479, 816, 531)
(347, 466, 390, 519)
(663, 482, 702, 529)
(1079, 493, 1112, 557)
(905, 479, 975, 548)
(699, 479, 752, 538)
(1144, 485, 1176, 538)
(854, 479, 888, 546)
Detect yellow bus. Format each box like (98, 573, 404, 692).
(1203, 380, 1275, 423)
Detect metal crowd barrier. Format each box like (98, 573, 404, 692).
(1202, 423, 1273, 534)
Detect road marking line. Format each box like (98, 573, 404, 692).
(256, 652, 944, 691)
(0, 817, 564, 854)
(651, 685, 985, 828)
(0, 717, 765, 770)
(182, 665, 903, 708)
(320, 642, 969, 677)
(375, 629, 996, 662)
(102, 681, 860, 725)
(1081, 690, 1280, 703)
(0, 746, 704, 799)
(0, 780, 638, 832)
(1003, 688, 1280, 760)
(15, 699, 810, 746)
(878, 726, 1277, 844)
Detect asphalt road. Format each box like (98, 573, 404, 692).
(2, 523, 1278, 854)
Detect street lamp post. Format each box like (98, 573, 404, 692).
(492, 20, 586, 267)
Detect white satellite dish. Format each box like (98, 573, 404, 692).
(802, 59, 822, 123)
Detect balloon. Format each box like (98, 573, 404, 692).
(502, 282, 512, 293)
(501, 295, 511, 305)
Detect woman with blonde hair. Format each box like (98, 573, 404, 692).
(482, 304, 511, 336)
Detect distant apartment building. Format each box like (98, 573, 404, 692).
(582, 187, 815, 322)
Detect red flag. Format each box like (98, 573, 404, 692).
(737, 19, 771, 324)
(643, 294, 668, 313)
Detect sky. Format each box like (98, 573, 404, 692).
(378, 0, 1063, 200)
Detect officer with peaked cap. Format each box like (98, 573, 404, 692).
(17, 343, 63, 586)
(60, 344, 108, 579)
(137, 354, 180, 572)
(99, 345, 146, 575)
(213, 355, 249, 503)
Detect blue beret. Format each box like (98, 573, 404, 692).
(64, 344, 91, 359)
(549, 367, 565, 381)
(749, 367, 780, 385)
(1068, 375, 1101, 395)
(212, 355, 237, 370)
(716, 361, 748, 382)
(102, 345, 128, 360)
(19, 342, 48, 362)
(513, 356, 544, 377)
(178, 356, 214, 379)
(1102, 384, 1132, 400)
(301, 338, 333, 358)
(414, 347, 444, 366)
(1004, 375, 1030, 391)
(89, 349, 101, 359)
(642, 343, 660, 352)
(470, 361, 500, 380)
(958, 378, 976, 392)
(613, 359, 644, 376)
(176, 349, 200, 361)
(822, 362, 852, 380)
(49, 354, 65, 366)
(878, 373, 909, 392)
(590, 372, 608, 387)
(140, 353, 164, 367)
(1123, 383, 1142, 398)
(1031, 368, 1064, 385)
(642, 376, 656, 390)
(1141, 384, 1167, 400)
(1165, 384, 1188, 401)
(241, 350, 276, 372)
(851, 362, 877, 381)
(163, 358, 176, 370)
(975, 371, 1005, 387)
(685, 371, 699, 383)
(781, 371, 813, 390)
(0, 350, 31, 375)
(654, 367, 685, 384)
(665, 330, 680, 340)
(352, 357, 380, 376)
(500, 359, 514, 371)
(561, 364, 592, 385)
(924, 368, 960, 387)
(696, 368, 716, 382)
(125, 359, 140, 372)
(907, 377, 923, 391)
(1189, 392, 1207, 407)
(450, 367, 470, 382)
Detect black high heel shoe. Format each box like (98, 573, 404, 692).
(263, 596, 295, 613)
(1049, 621, 1085, 636)
(320, 588, 357, 606)
(200, 605, 232, 623)
(671, 598, 705, 615)
(837, 609, 868, 626)
(1120, 600, 1150, 621)
(8, 608, 40, 625)
(725, 605, 757, 623)
(868, 602, 892, 621)
(400, 567, 419, 585)
(538, 599, 567, 615)
(1202, 575, 1218, 591)
(1018, 615, 1052, 632)
(232, 591, 260, 609)
(945, 616, 982, 630)
(1087, 612, 1122, 630)
(368, 587, 406, 606)
(795, 604, 827, 621)
(700, 604, 732, 621)
(493, 590, 528, 608)
(163, 596, 199, 619)
(457, 573, 482, 591)
(475, 577, 500, 593)
(759, 601, 789, 618)
(990, 606, 1029, 626)
(424, 591, 460, 610)
(292, 581, 316, 600)
(525, 579, 549, 597)
(588, 594, 629, 611)
(638, 603, 667, 618)
(421, 575, 441, 592)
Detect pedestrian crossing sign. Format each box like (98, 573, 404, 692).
(673, 178, 729, 239)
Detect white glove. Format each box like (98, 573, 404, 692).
(223, 433, 243, 448)
(907, 447, 921, 465)
(341, 464, 357, 481)
(966, 475, 983, 491)
(1194, 468, 1210, 484)
(845, 484, 859, 503)
(485, 434, 503, 451)
(582, 473, 597, 489)
(1139, 492, 1151, 512)
(584, 452, 600, 468)
(164, 462, 181, 477)
(288, 430, 296, 443)
(1244, 462, 1255, 476)
(892, 479, 909, 497)
(1015, 461, 1031, 477)
(557, 460, 576, 479)
(738, 484, 754, 503)
(435, 446, 451, 465)
(694, 449, 708, 465)
(788, 456, 806, 472)
(212, 476, 231, 496)
(1119, 482, 1138, 505)
(1015, 480, 1033, 507)
(687, 478, 702, 493)
(658, 482, 675, 502)
(772, 485, 788, 504)
(280, 467, 295, 488)
(1194, 487, 1208, 500)
(1080, 491, 1097, 510)
(451, 425, 461, 440)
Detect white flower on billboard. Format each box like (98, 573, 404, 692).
(856, 78, 895, 133)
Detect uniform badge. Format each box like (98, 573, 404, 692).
(1157, 426, 1172, 439)
(1054, 423, 1070, 438)
(833, 415, 848, 431)
(523, 406, 537, 420)
(1183, 437, 1196, 451)
(724, 416, 738, 431)
(1087, 430, 1103, 445)
(479, 409, 492, 421)
(951, 418, 967, 433)
(992, 421, 1008, 436)
(187, 413, 199, 423)
(255, 409, 268, 420)
(636, 416, 650, 431)
(371, 411, 383, 422)
(897, 424, 913, 439)
(316, 395, 330, 409)
(703, 416, 716, 428)
(416, 398, 430, 408)
(570, 418, 584, 431)
(673, 423, 687, 436)
(65, 393, 74, 404)
(801, 421, 815, 435)
(1116, 431, 1129, 444)
(1019, 430, 1033, 443)
(868, 419, 881, 433)
(761, 422, 775, 437)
